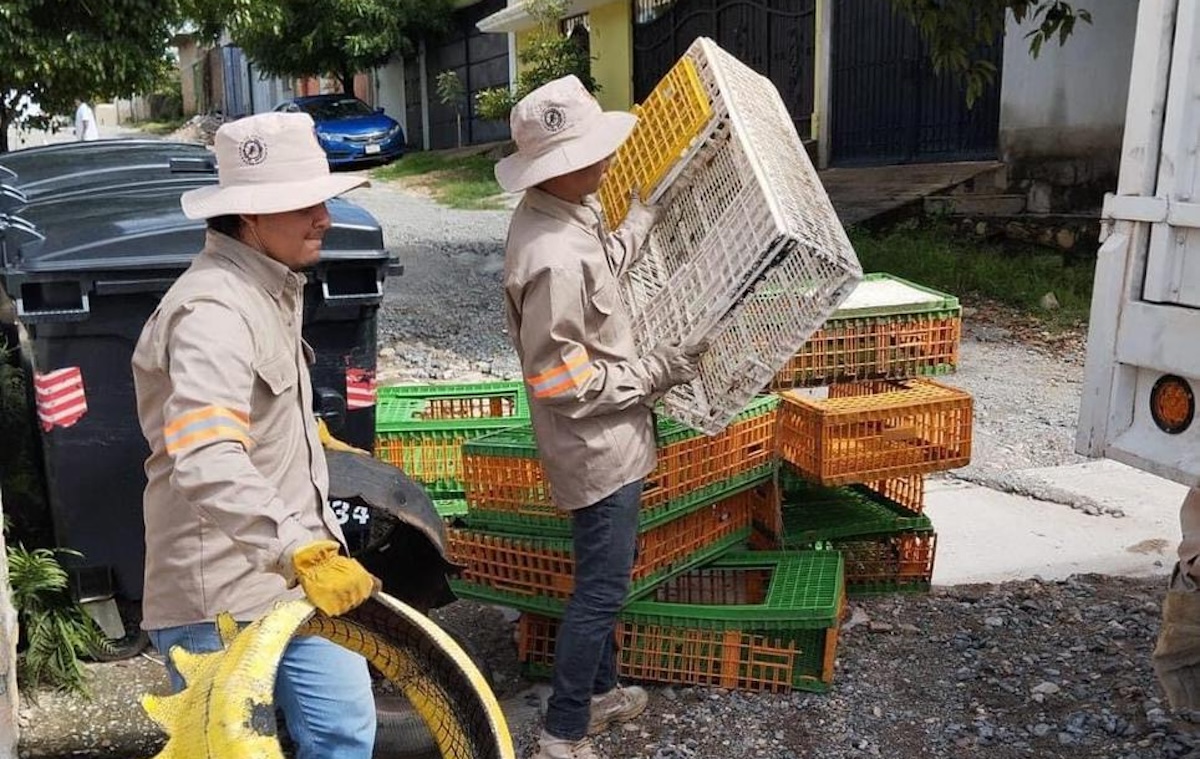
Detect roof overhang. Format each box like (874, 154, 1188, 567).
(477, 0, 612, 34)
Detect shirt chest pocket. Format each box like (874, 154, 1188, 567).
(255, 352, 298, 397)
(586, 282, 625, 348)
(252, 353, 299, 441)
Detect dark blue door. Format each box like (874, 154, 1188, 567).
(633, 0, 818, 140)
(830, 0, 1004, 166)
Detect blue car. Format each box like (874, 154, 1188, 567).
(276, 95, 406, 168)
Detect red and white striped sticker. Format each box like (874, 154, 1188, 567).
(34, 367, 88, 432)
(346, 368, 376, 410)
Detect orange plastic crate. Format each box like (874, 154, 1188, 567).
(462, 399, 777, 527)
(769, 274, 962, 390)
(828, 531, 937, 596)
(777, 378, 972, 485)
(865, 475, 925, 514)
(446, 489, 755, 615)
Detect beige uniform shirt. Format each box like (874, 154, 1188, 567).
(132, 231, 344, 629)
(503, 188, 660, 511)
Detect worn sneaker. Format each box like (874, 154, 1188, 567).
(531, 731, 602, 759)
(587, 684, 648, 734)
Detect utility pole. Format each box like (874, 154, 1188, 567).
(0, 487, 18, 758)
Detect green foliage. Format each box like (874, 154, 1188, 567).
(7, 545, 111, 695)
(437, 69, 467, 147)
(372, 152, 503, 209)
(885, 1, 1091, 106)
(475, 0, 595, 122)
(850, 221, 1094, 331)
(436, 70, 466, 109)
(0, 0, 179, 151)
(183, 0, 454, 94)
(474, 88, 518, 124)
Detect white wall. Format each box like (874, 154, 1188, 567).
(374, 59, 408, 132)
(1000, 0, 1137, 166)
(247, 68, 292, 114)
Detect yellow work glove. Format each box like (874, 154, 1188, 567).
(291, 540, 379, 616)
(315, 418, 369, 455)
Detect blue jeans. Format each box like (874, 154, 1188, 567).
(149, 623, 375, 758)
(544, 480, 642, 741)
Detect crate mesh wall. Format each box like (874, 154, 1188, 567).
(617, 37, 862, 435)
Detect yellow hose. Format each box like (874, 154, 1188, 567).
(143, 593, 513, 759)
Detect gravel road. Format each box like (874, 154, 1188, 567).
(18, 180, 1193, 759)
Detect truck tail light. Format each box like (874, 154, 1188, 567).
(1151, 375, 1194, 435)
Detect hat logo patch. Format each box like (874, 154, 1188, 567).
(238, 136, 267, 166)
(541, 106, 567, 134)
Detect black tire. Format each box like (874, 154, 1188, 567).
(372, 619, 496, 759)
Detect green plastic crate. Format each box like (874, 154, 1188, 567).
(376, 381, 530, 426)
(806, 531, 937, 597)
(432, 498, 469, 520)
(769, 472, 938, 596)
(776, 475, 933, 546)
(518, 551, 844, 693)
(825, 273, 959, 320)
(373, 381, 530, 498)
(461, 395, 780, 459)
(771, 273, 962, 389)
(463, 466, 774, 537)
(449, 528, 748, 617)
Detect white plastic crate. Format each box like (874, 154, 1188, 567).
(619, 37, 862, 434)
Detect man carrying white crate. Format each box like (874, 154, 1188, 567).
(496, 75, 707, 759)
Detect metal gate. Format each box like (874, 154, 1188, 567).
(830, 0, 1003, 166)
(633, 0, 817, 140)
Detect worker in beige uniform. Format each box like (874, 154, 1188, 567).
(132, 112, 379, 758)
(1155, 487, 1200, 706)
(496, 75, 707, 759)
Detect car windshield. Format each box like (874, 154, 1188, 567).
(299, 98, 374, 121)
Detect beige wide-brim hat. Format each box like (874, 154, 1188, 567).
(181, 112, 368, 219)
(495, 76, 637, 194)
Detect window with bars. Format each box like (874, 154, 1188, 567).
(560, 12, 590, 36)
(634, 0, 677, 24)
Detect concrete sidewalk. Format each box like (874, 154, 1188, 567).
(928, 459, 1187, 586)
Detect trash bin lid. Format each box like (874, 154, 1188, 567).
(4, 192, 385, 274)
(0, 140, 215, 203)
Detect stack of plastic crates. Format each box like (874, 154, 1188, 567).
(373, 382, 529, 519)
(751, 473, 938, 596)
(447, 396, 780, 615)
(751, 269, 973, 592)
(596, 36, 862, 435)
(517, 551, 845, 693)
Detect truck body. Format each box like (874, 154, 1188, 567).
(1078, 0, 1200, 486)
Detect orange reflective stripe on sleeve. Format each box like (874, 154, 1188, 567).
(526, 351, 594, 399)
(163, 406, 252, 455)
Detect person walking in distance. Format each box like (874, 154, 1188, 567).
(74, 99, 99, 141)
(132, 112, 379, 758)
(496, 75, 708, 759)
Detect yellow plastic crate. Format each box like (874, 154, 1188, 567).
(597, 56, 714, 228)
